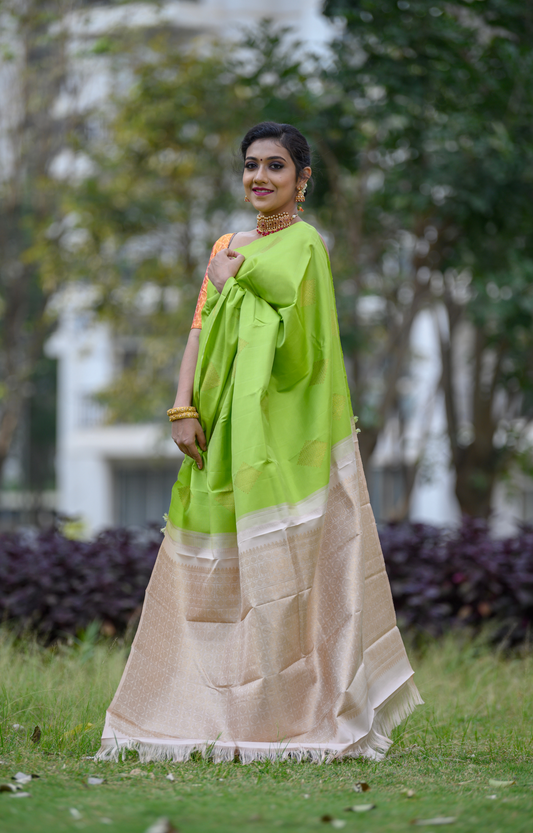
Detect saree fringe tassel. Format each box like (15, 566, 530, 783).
(96, 224, 422, 763)
(96, 679, 422, 764)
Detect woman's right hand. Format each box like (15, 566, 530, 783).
(172, 418, 207, 469)
(208, 248, 245, 293)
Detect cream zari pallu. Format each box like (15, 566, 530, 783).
(97, 222, 422, 764)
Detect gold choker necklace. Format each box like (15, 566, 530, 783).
(256, 211, 297, 237)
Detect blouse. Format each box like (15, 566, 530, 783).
(190, 233, 234, 329)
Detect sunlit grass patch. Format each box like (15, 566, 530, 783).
(0, 625, 126, 758)
(398, 632, 533, 760)
(0, 627, 532, 833)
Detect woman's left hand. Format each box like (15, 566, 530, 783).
(208, 248, 245, 293)
(172, 417, 207, 469)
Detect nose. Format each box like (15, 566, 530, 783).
(253, 163, 269, 183)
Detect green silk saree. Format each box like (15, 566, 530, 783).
(98, 222, 422, 763)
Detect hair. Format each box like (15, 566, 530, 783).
(240, 122, 313, 187)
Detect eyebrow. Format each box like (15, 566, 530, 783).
(245, 155, 287, 162)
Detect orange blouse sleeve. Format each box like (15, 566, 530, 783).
(191, 233, 234, 329)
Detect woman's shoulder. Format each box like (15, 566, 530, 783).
(297, 221, 329, 256)
(212, 233, 235, 254)
(229, 229, 258, 249)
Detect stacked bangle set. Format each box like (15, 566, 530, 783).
(167, 406, 200, 422)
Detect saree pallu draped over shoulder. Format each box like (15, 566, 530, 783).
(97, 222, 422, 764)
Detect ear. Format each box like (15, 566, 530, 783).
(297, 166, 312, 189)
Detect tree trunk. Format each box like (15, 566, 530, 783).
(454, 446, 498, 518)
(0, 2, 70, 483)
(439, 313, 501, 518)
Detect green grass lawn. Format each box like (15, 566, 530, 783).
(1, 627, 532, 833)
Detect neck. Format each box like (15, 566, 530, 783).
(259, 202, 297, 217)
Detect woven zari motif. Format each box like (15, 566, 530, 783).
(299, 279, 317, 307)
(203, 361, 221, 391)
(332, 394, 346, 420)
(177, 485, 191, 510)
(298, 439, 328, 468)
(234, 462, 262, 494)
(310, 358, 328, 386)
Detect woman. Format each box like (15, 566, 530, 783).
(97, 122, 422, 764)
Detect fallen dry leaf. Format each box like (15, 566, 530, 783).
(320, 816, 346, 827)
(344, 803, 376, 813)
(353, 782, 371, 792)
(87, 776, 105, 786)
(401, 788, 417, 798)
(13, 773, 33, 784)
(412, 818, 456, 826)
(144, 818, 179, 833)
(486, 794, 498, 800)
(130, 768, 144, 777)
(12, 724, 25, 732)
(70, 808, 82, 820)
(488, 779, 515, 787)
(11, 791, 31, 799)
(30, 726, 41, 744)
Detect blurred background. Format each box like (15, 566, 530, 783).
(1, 0, 532, 540)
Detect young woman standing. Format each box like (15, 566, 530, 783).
(97, 122, 422, 763)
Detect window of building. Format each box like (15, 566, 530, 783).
(113, 463, 180, 527)
(368, 465, 407, 524)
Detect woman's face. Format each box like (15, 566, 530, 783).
(243, 138, 311, 216)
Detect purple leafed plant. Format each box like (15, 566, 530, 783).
(1, 518, 533, 643)
(0, 525, 160, 641)
(380, 517, 533, 643)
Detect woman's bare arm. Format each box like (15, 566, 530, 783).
(172, 246, 245, 468)
(173, 328, 200, 407)
(171, 328, 207, 469)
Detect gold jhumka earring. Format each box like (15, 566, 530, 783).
(296, 185, 306, 213)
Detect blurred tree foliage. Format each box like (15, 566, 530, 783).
(48, 25, 325, 424)
(0, 0, 77, 488)
(322, 0, 533, 516)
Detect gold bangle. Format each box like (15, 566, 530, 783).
(168, 412, 197, 420)
(167, 406, 197, 416)
(169, 413, 199, 422)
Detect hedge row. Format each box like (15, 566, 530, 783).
(0, 526, 160, 640)
(1, 518, 532, 642)
(382, 517, 533, 644)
